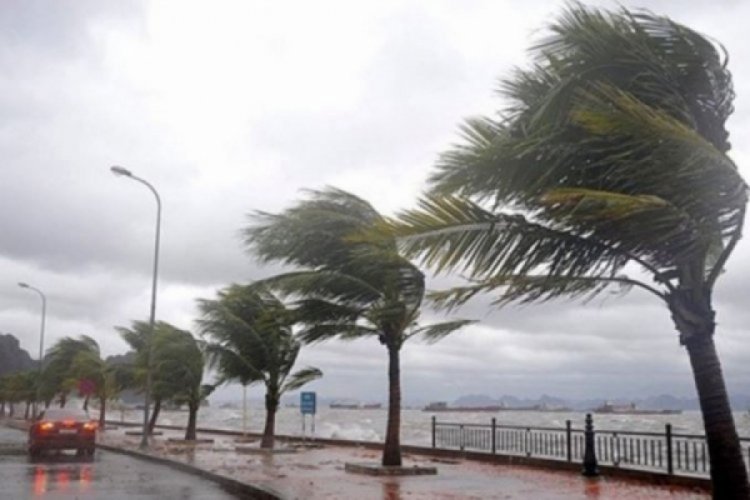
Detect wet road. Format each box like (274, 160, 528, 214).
(0, 426, 239, 499)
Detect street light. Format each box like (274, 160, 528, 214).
(18, 282, 46, 419)
(111, 165, 162, 449)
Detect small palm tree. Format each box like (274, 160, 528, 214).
(198, 284, 322, 449)
(70, 345, 121, 428)
(244, 188, 473, 465)
(150, 326, 210, 440)
(117, 321, 191, 432)
(380, 4, 747, 496)
(44, 336, 99, 408)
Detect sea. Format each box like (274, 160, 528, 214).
(110, 406, 750, 445)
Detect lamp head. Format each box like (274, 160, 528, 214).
(110, 166, 132, 177)
(18, 282, 29, 289)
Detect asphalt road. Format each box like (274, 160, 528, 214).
(0, 426, 239, 499)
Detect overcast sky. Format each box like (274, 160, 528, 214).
(1, 0, 748, 404)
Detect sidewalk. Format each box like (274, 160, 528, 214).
(98, 426, 709, 500)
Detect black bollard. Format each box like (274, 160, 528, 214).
(582, 413, 599, 477)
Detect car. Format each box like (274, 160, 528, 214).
(28, 408, 98, 458)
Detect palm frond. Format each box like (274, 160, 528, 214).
(408, 319, 476, 344)
(281, 367, 323, 394)
(297, 323, 379, 344)
(382, 194, 630, 281)
(427, 274, 643, 311)
(256, 270, 383, 306)
(245, 187, 390, 269)
(421, 2, 743, 291)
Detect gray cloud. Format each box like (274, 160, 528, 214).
(0, 0, 748, 406)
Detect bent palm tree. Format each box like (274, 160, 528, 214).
(150, 326, 209, 440)
(70, 345, 121, 428)
(116, 321, 189, 432)
(381, 4, 747, 496)
(244, 188, 473, 465)
(44, 336, 100, 408)
(199, 284, 322, 449)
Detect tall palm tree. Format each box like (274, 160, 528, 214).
(244, 189, 473, 465)
(198, 284, 322, 449)
(379, 4, 747, 496)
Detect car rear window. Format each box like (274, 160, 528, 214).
(40, 409, 91, 421)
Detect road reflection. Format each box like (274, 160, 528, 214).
(382, 481, 401, 500)
(29, 454, 94, 496)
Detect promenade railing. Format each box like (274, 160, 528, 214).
(431, 415, 750, 478)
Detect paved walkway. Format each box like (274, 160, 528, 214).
(98, 427, 708, 499)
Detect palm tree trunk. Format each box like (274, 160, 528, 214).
(382, 344, 402, 466)
(669, 286, 750, 498)
(24, 401, 30, 420)
(82, 395, 89, 411)
(685, 335, 749, 498)
(98, 396, 106, 429)
(59, 392, 67, 408)
(261, 391, 278, 449)
(148, 397, 162, 434)
(185, 402, 198, 441)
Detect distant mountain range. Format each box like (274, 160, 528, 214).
(450, 393, 750, 411)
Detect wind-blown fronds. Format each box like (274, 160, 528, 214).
(198, 284, 320, 396)
(407, 320, 477, 344)
(395, 2, 743, 307)
(381, 195, 629, 284)
(281, 367, 323, 393)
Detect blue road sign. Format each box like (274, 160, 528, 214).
(300, 391, 316, 415)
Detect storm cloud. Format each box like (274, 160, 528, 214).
(1, 0, 748, 405)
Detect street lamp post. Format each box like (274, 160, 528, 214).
(111, 165, 162, 450)
(18, 282, 46, 419)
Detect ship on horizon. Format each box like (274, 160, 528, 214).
(592, 402, 682, 415)
(329, 400, 383, 410)
(422, 401, 571, 412)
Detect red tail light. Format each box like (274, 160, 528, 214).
(39, 421, 55, 432)
(82, 422, 97, 431)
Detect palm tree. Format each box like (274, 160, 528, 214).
(117, 321, 180, 432)
(44, 336, 100, 408)
(198, 284, 323, 449)
(244, 189, 473, 465)
(70, 344, 122, 428)
(150, 326, 210, 440)
(379, 4, 747, 496)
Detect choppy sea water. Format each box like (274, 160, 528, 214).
(110, 406, 750, 445)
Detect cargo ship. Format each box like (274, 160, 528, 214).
(592, 402, 681, 415)
(422, 401, 571, 412)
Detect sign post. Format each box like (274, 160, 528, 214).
(300, 391, 317, 438)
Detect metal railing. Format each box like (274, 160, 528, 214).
(431, 415, 750, 478)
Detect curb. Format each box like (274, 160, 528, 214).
(97, 442, 283, 500)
